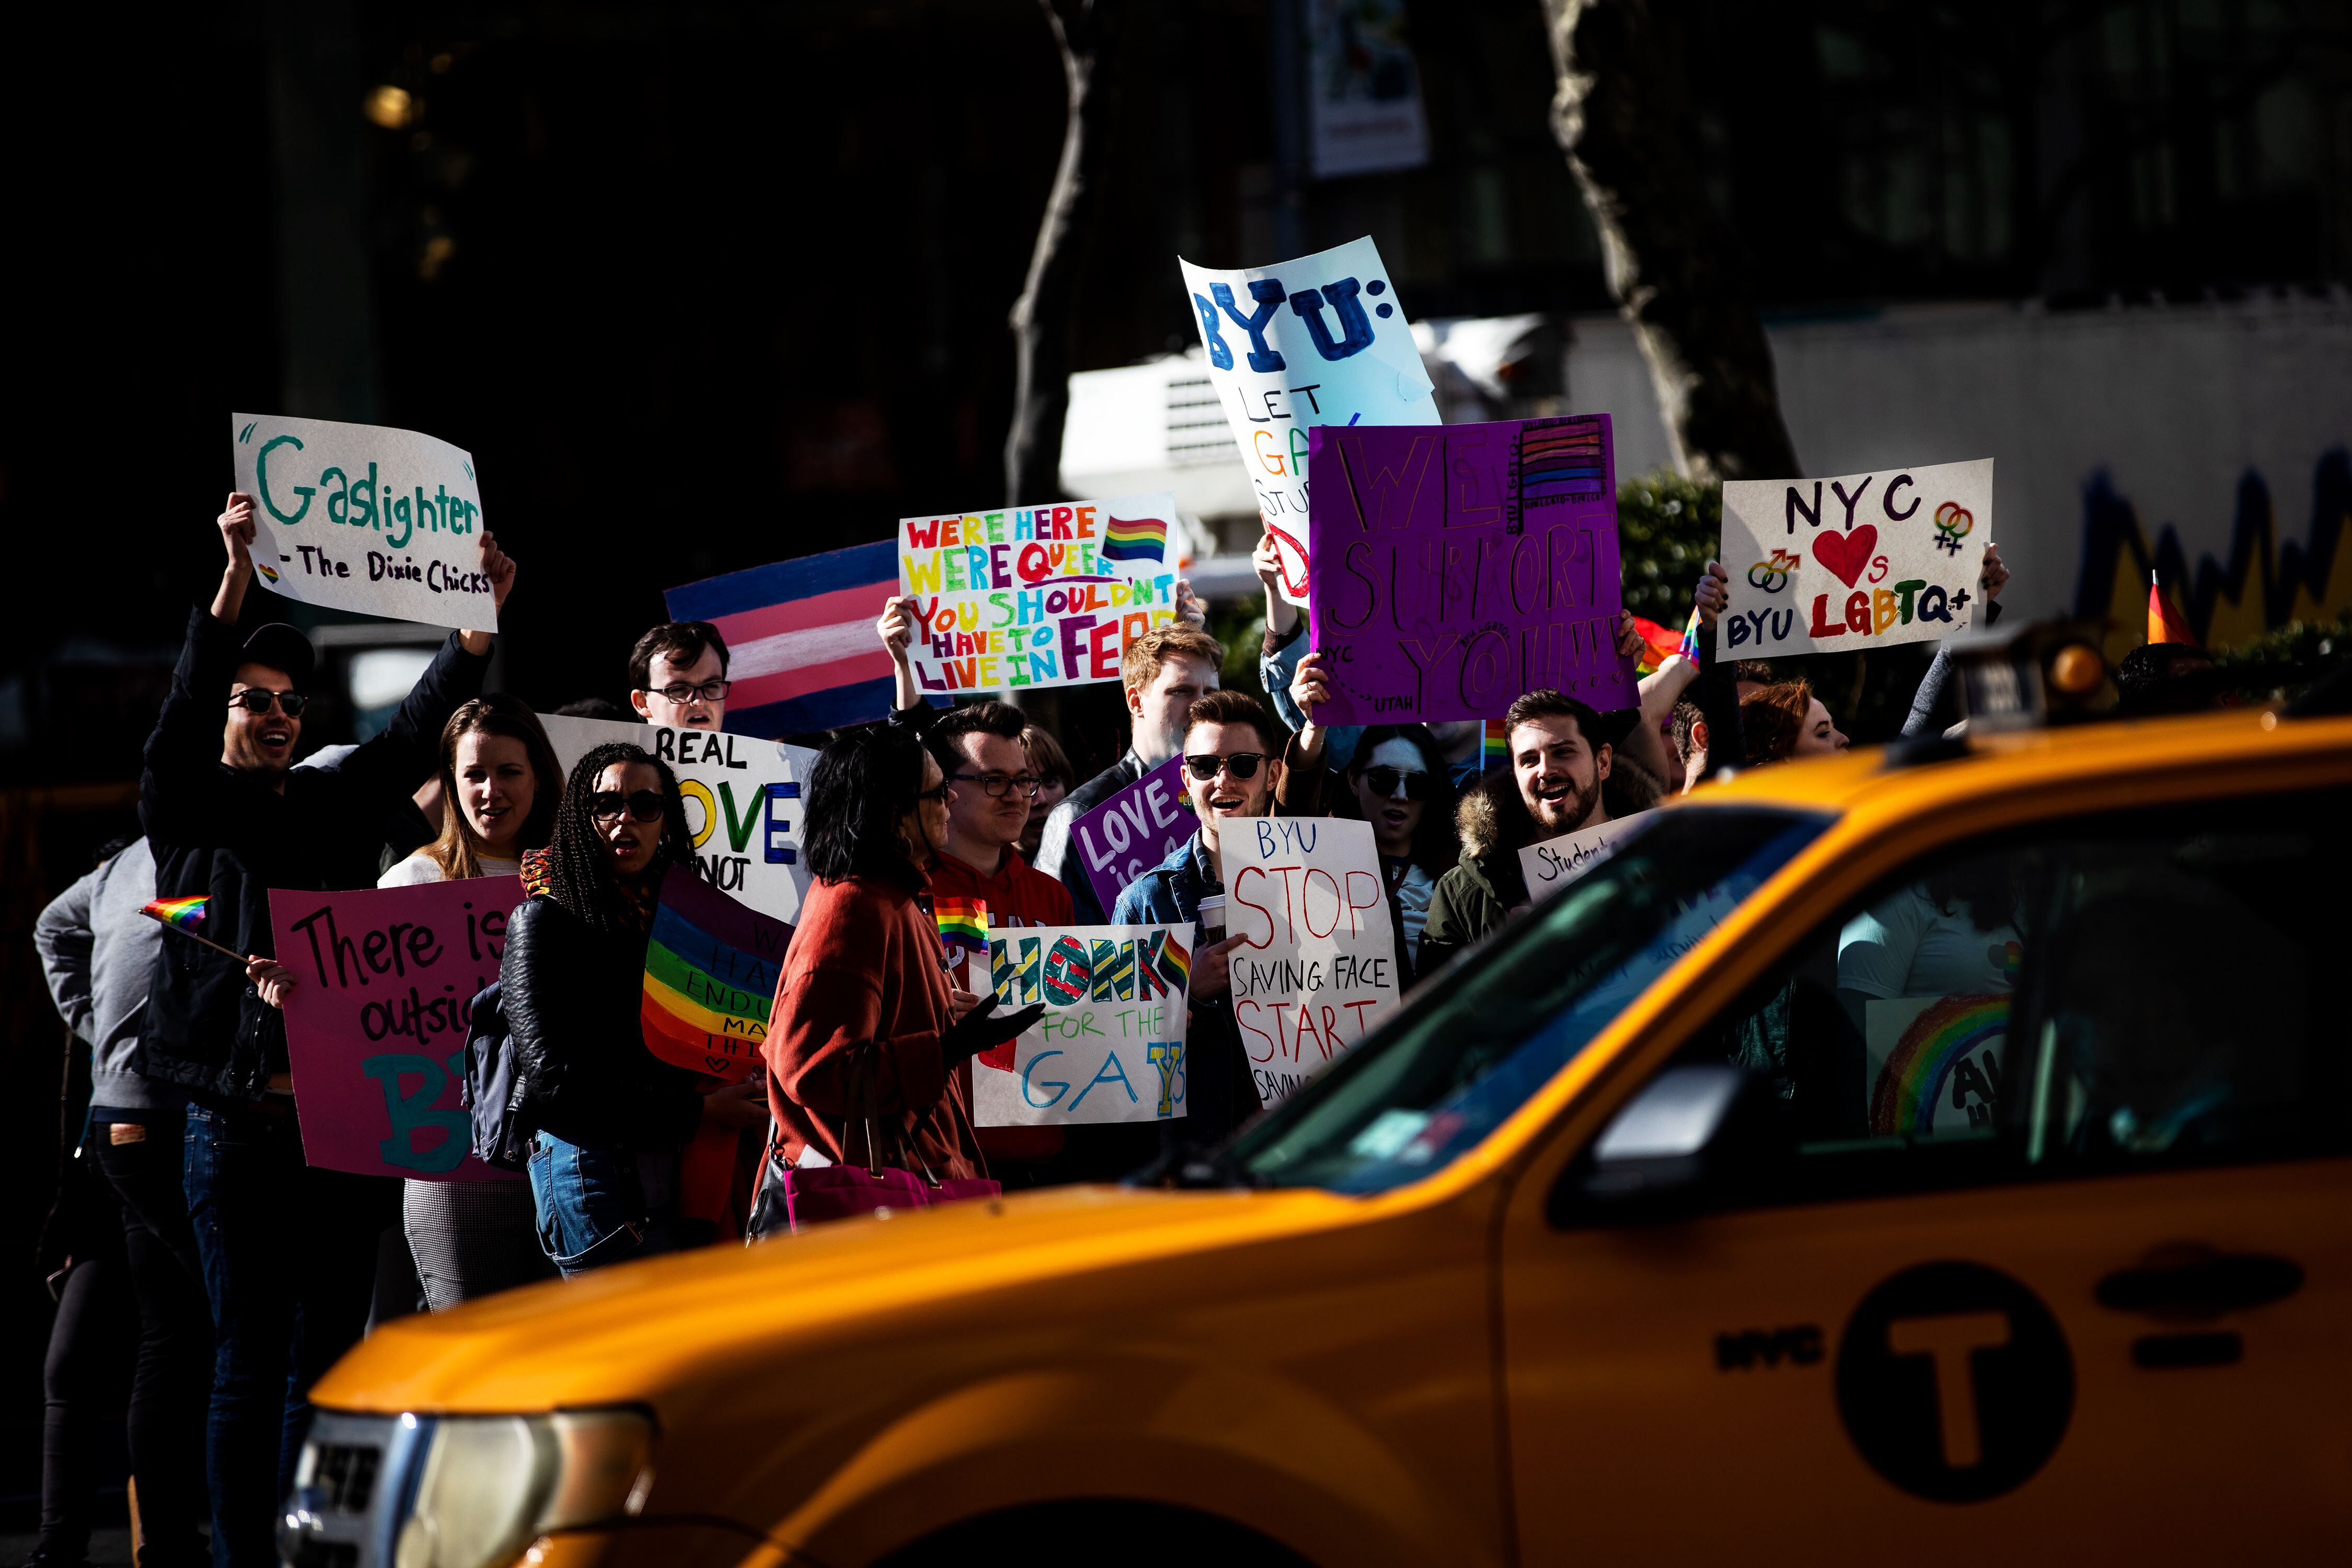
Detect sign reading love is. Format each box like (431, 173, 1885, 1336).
(1719, 459, 1993, 659)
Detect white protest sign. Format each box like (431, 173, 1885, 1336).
(1226, 816, 1401, 1106)
(896, 491, 1186, 695)
(232, 412, 497, 633)
(1518, 815, 1642, 904)
(1719, 458, 1992, 659)
(540, 714, 816, 926)
(972, 924, 1193, 1126)
(1179, 236, 1438, 605)
(1864, 994, 2011, 1139)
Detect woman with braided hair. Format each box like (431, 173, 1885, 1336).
(503, 741, 764, 1274)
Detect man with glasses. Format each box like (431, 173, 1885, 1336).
(135, 491, 512, 1568)
(627, 620, 731, 730)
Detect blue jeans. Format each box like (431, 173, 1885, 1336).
(526, 1133, 681, 1277)
(183, 1103, 391, 1568)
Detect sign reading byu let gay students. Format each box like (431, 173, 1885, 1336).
(232, 412, 497, 633)
(971, 923, 1195, 1126)
(269, 878, 522, 1181)
(1067, 754, 1197, 917)
(1226, 816, 1401, 1107)
(1181, 236, 1439, 606)
(896, 491, 1185, 694)
(1305, 414, 1638, 724)
(1718, 458, 1993, 659)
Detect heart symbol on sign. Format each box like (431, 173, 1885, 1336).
(1811, 524, 1878, 589)
(705, 1055, 731, 1075)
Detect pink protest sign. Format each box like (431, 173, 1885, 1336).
(1305, 414, 1638, 724)
(1067, 754, 1196, 916)
(269, 877, 522, 1182)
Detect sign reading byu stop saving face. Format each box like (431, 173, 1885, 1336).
(232, 412, 498, 633)
(1719, 459, 1993, 659)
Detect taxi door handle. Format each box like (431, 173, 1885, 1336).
(2095, 1252, 2303, 1317)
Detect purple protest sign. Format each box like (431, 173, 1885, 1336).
(1305, 414, 1637, 724)
(1067, 754, 1197, 915)
(270, 877, 522, 1182)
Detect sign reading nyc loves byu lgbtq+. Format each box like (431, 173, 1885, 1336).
(232, 412, 498, 634)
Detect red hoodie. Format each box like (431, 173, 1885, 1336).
(928, 844, 1072, 1164)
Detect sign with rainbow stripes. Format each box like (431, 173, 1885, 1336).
(641, 867, 793, 1085)
(1865, 993, 2010, 1138)
(895, 490, 1190, 695)
(970, 922, 1193, 1126)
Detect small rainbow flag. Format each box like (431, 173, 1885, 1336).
(1677, 605, 1702, 663)
(1629, 614, 1684, 676)
(142, 895, 209, 931)
(1100, 513, 1169, 563)
(1482, 720, 1508, 771)
(1156, 928, 1192, 991)
(640, 871, 791, 1084)
(935, 897, 989, 953)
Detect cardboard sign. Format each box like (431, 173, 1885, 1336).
(540, 714, 817, 926)
(1067, 755, 1198, 917)
(1179, 236, 1439, 605)
(1865, 993, 2010, 1138)
(270, 878, 522, 1181)
(1719, 458, 1993, 658)
(972, 924, 1194, 1125)
(232, 412, 496, 633)
(1305, 414, 1636, 722)
(1226, 817, 1401, 1106)
(896, 491, 1185, 694)
(1519, 815, 1642, 904)
(641, 870, 789, 1085)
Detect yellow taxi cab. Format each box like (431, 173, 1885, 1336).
(287, 698, 2352, 1568)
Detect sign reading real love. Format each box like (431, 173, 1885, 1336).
(1068, 755, 1197, 917)
(641, 869, 790, 1086)
(269, 878, 521, 1181)
(1180, 235, 1439, 606)
(972, 924, 1194, 1126)
(1719, 458, 1993, 658)
(1226, 816, 1400, 1107)
(1306, 414, 1638, 724)
(896, 491, 1185, 694)
(232, 412, 497, 633)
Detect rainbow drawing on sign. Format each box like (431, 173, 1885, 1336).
(1868, 993, 2009, 1136)
(639, 871, 787, 1083)
(1100, 513, 1169, 563)
(1517, 420, 1607, 503)
(142, 895, 210, 931)
(257, 563, 281, 585)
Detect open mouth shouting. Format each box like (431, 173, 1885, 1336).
(1377, 803, 1412, 833)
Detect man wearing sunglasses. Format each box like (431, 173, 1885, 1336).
(627, 620, 731, 731)
(135, 491, 513, 1567)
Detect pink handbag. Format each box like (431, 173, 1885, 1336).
(754, 1050, 1000, 1237)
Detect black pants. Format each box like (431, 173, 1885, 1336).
(92, 1110, 213, 1567)
(39, 1161, 133, 1565)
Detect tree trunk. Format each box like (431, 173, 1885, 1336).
(1005, 0, 1122, 507)
(1540, 0, 1798, 483)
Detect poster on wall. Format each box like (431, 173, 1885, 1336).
(971, 923, 1195, 1126)
(1306, 0, 1431, 179)
(1179, 236, 1439, 606)
(1306, 414, 1636, 722)
(1719, 459, 1993, 659)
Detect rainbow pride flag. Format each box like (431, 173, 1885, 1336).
(142, 895, 209, 932)
(640, 870, 792, 1083)
(1629, 615, 1686, 676)
(1156, 929, 1192, 991)
(1482, 720, 1507, 771)
(1100, 512, 1169, 563)
(935, 897, 989, 953)
(1676, 605, 1701, 663)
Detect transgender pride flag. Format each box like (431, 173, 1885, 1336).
(665, 540, 931, 739)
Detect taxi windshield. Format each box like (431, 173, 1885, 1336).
(1214, 805, 1830, 1194)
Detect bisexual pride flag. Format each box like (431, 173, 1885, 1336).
(640, 868, 792, 1083)
(665, 540, 941, 739)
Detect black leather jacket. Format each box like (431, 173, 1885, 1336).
(501, 894, 703, 1151)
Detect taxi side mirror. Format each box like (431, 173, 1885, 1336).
(1550, 1064, 1777, 1226)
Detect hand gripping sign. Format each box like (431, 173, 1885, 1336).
(1719, 459, 1993, 658)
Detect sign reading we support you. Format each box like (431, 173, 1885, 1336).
(897, 491, 1185, 694)
(1306, 414, 1638, 723)
(972, 924, 1194, 1126)
(1227, 817, 1401, 1106)
(1180, 236, 1438, 606)
(232, 412, 497, 633)
(541, 714, 817, 925)
(1067, 755, 1197, 917)
(1719, 458, 1993, 658)
(270, 878, 521, 1181)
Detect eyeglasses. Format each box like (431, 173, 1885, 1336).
(1359, 765, 1436, 801)
(228, 689, 308, 717)
(590, 789, 668, 824)
(916, 781, 955, 805)
(953, 772, 1042, 799)
(640, 679, 732, 705)
(1183, 751, 1267, 782)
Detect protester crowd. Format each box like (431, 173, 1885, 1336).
(39, 472, 2199, 1568)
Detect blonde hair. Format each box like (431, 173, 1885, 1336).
(1120, 624, 1223, 696)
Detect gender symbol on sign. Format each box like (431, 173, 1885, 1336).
(1834, 1261, 2073, 1503)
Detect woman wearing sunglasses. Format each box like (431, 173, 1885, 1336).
(501, 742, 766, 1275)
(1333, 726, 1460, 969)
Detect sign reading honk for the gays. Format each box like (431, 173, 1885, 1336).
(1719, 459, 1992, 658)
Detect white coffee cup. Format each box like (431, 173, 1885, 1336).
(1195, 893, 1227, 944)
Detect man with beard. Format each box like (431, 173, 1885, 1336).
(1417, 690, 1614, 969)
